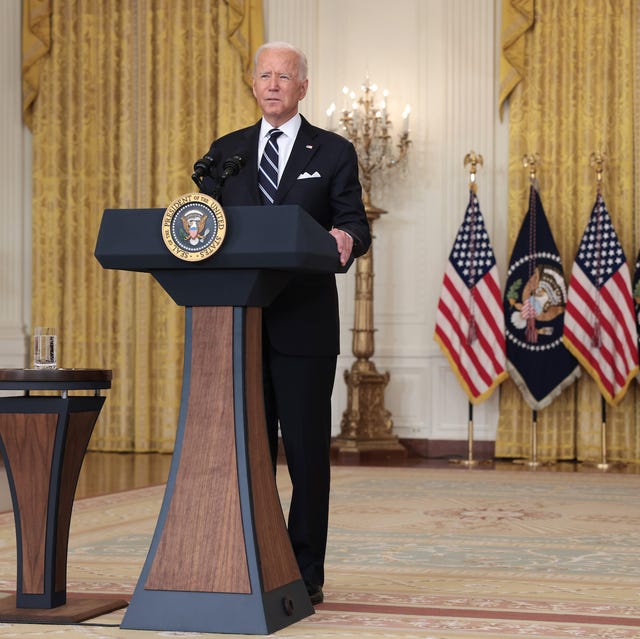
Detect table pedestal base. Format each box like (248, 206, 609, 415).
(0, 595, 128, 624)
(0, 368, 113, 623)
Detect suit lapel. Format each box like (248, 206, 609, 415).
(275, 117, 320, 204)
(242, 123, 261, 204)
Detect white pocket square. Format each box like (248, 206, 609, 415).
(297, 171, 321, 180)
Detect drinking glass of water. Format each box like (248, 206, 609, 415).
(33, 327, 57, 369)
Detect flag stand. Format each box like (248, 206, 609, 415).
(447, 154, 493, 468)
(450, 402, 479, 466)
(595, 396, 610, 470)
(514, 157, 541, 469)
(567, 155, 635, 472)
(593, 159, 609, 471)
(525, 409, 541, 467)
(437, 151, 506, 467)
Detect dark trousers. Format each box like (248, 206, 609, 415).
(262, 339, 337, 588)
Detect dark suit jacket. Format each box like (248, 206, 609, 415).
(200, 116, 371, 356)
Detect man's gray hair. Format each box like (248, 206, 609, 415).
(253, 41, 308, 81)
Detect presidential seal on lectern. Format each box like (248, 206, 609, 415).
(161, 192, 226, 262)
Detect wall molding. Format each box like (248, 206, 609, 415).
(0, 0, 30, 368)
(3, 0, 508, 447)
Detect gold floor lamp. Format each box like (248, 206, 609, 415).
(329, 80, 411, 461)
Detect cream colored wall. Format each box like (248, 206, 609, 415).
(0, 0, 508, 442)
(0, 0, 30, 370)
(265, 0, 508, 442)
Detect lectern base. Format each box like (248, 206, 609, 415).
(122, 307, 313, 635)
(121, 580, 312, 634)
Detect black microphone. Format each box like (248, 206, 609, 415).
(219, 154, 246, 181)
(204, 153, 246, 201)
(191, 153, 216, 187)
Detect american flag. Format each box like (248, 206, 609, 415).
(434, 191, 507, 403)
(563, 194, 639, 405)
(634, 250, 640, 379)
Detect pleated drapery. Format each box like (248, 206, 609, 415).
(498, 0, 640, 462)
(24, 0, 263, 451)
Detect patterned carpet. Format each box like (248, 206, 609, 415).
(0, 465, 639, 638)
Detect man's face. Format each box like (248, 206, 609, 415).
(253, 48, 308, 127)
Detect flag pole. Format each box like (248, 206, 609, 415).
(520, 159, 547, 468)
(526, 409, 541, 467)
(452, 401, 479, 466)
(439, 151, 505, 466)
(596, 396, 610, 470)
(591, 155, 610, 472)
(522, 157, 540, 469)
(451, 153, 483, 467)
(462, 154, 480, 467)
(465, 401, 477, 466)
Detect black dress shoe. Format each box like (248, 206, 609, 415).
(306, 584, 324, 605)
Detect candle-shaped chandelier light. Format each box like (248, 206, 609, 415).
(327, 80, 410, 208)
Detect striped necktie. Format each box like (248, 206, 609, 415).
(258, 128, 283, 204)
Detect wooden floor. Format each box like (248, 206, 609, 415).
(0, 448, 637, 511)
(72, 451, 640, 501)
(75, 452, 173, 500)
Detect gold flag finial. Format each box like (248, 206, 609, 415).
(589, 151, 606, 194)
(464, 151, 483, 193)
(522, 153, 540, 185)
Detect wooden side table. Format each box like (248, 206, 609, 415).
(0, 368, 128, 623)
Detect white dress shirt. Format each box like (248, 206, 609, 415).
(257, 114, 302, 185)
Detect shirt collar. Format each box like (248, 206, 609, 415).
(259, 113, 302, 140)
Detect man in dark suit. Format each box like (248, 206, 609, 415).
(199, 41, 371, 605)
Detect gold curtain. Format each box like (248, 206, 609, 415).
(497, 0, 640, 462)
(24, 0, 263, 451)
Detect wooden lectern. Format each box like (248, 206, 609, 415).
(95, 205, 348, 634)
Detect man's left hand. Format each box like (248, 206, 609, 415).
(329, 227, 353, 266)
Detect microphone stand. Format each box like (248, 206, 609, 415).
(191, 173, 204, 189)
(191, 167, 222, 199)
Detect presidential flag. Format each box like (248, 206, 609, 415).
(434, 190, 507, 403)
(504, 186, 580, 409)
(634, 251, 640, 379)
(563, 194, 639, 404)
